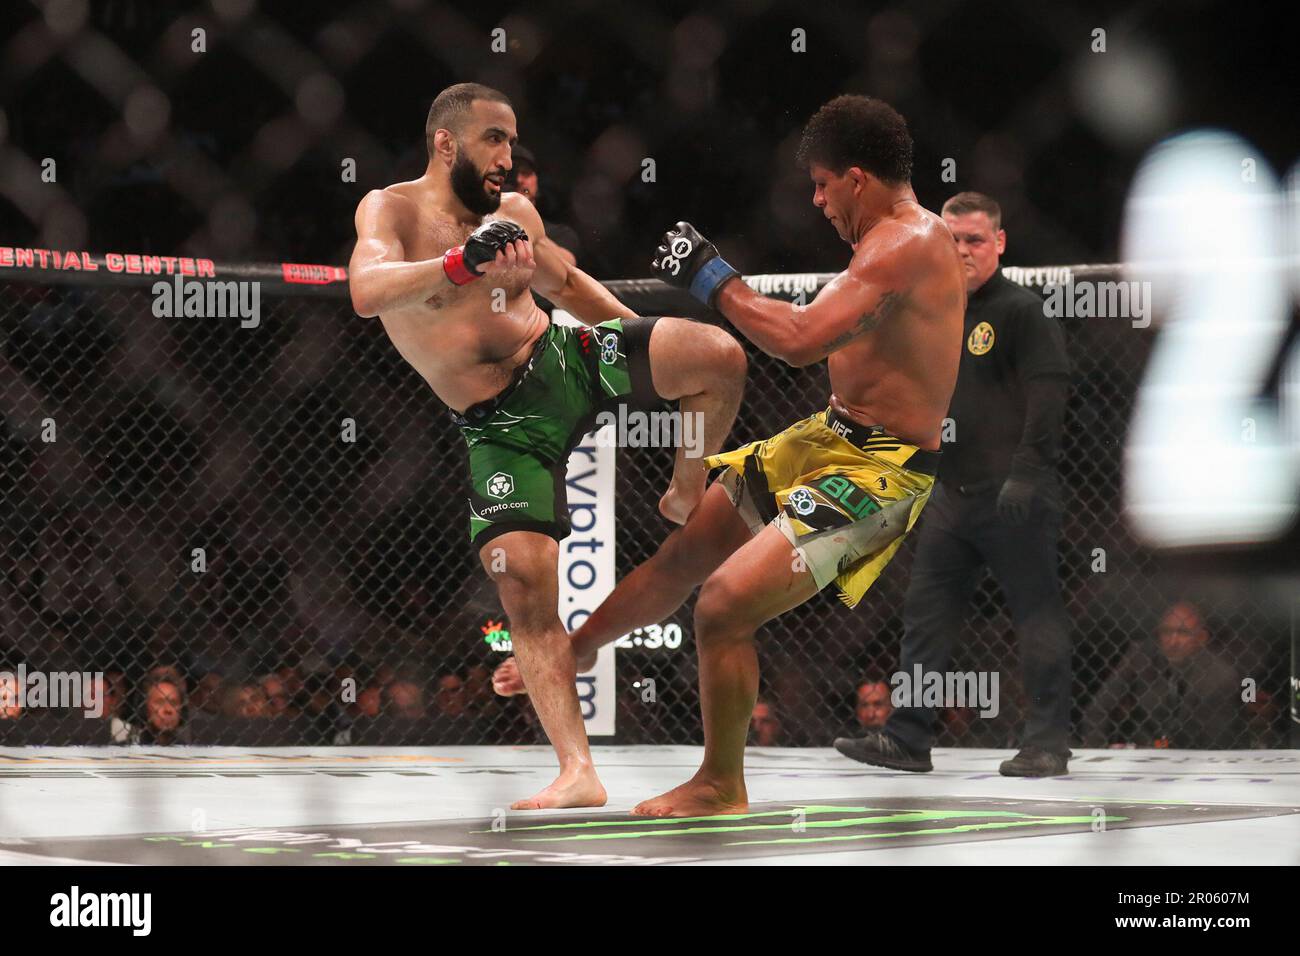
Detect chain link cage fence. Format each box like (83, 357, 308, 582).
(0, 259, 1290, 750)
(0, 0, 1293, 753)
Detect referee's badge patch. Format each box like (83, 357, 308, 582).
(967, 321, 995, 355)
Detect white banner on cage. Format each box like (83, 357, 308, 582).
(553, 311, 616, 736)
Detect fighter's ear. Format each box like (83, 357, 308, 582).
(432, 128, 457, 163)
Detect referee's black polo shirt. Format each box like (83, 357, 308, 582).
(941, 270, 1071, 490)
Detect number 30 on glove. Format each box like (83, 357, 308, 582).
(650, 221, 739, 309)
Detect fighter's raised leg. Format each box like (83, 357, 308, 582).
(642, 317, 747, 524)
(481, 530, 606, 810)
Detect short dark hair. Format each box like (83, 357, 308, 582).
(426, 82, 512, 156)
(796, 95, 913, 185)
(942, 191, 1002, 231)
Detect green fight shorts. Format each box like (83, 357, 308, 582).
(458, 316, 662, 547)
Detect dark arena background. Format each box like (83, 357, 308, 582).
(0, 0, 1297, 898)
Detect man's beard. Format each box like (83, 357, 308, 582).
(450, 150, 501, 216)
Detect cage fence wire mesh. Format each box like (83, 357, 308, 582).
(0, 268, 1289, 749)
(0, 0, 1291, 752)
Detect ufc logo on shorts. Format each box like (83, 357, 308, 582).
(660, 236, 694, 276)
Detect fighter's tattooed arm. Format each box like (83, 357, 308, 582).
(818, 292, 903, 354)
(714, 252, 909, 366)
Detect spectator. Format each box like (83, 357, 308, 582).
(463, 665, 494, 713)
(260, 672, 294, 716)
(749, 700, 782, 747)
(434, 675, 468, 718)
(222, 682, 271, 719)
(354, 681, 382, 718)
(384, 679, 426, 719)
(854, 676, 893, 731)
(505, 145, 581, 265)
(0, 668, 22, 720)
(88, 670, 132, 743)
(1082, 602, 1248, 749)
(137, 675, 189, 745)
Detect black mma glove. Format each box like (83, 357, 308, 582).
(444, 220, 529, 286)
(650, 221, 740, 308)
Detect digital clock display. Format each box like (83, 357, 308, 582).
(614, 623, 684, 650)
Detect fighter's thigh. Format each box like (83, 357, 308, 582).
(694, 521, 821, 637)
(478, 530, 560, 627)
(645, 316, 747, 400)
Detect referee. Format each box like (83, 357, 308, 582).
(836, 192, 1074, 776)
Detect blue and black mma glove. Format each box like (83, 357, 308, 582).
(650, 221, 740, 309)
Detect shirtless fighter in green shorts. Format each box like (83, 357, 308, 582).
(349, 83, 746, 809)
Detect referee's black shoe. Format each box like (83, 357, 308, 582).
(999, 747, 1072, 777)
(833, 730, 933, 772)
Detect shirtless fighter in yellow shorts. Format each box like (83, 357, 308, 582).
(494, 94, 965, 817)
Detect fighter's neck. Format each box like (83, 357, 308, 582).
(851, 189, 919, 244)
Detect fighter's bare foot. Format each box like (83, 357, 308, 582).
(631, 776, 747, 818)
(491, 657, 527, 696)
(492, 648, 598, 697)
(510, 767, 607, 810)
(658, 479, 705, 525)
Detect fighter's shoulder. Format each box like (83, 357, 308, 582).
(496, 191, 544, 235)
(355, 183, 419, 226)
(849, 211, 945, 276)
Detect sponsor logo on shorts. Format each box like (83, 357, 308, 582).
(486, 472, 514, 499)
(816, 475, 882, 519)
(479, 500, 528, 517)
(788, 487, 817, 516)
(600, 332, 619, 365)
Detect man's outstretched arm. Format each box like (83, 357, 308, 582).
(650, 219, 908, 366)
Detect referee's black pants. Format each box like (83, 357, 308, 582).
(884, 480, 1073, 754)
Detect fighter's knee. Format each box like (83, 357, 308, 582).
(693, 321, 747, 383)
(481, 535, 557, 601)
(657, 317, 747, 389)
(694, 572, 748, 639)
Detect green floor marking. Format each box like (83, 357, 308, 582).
(728, 815, 1128, 846)
(510, 809, 1053, 843)
(482, 806, 907, 835)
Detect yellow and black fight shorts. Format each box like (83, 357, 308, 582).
(705, 406, 940, 608)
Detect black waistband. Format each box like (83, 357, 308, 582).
(824, 406, 942, 477)
(451, 325, 552, 428)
